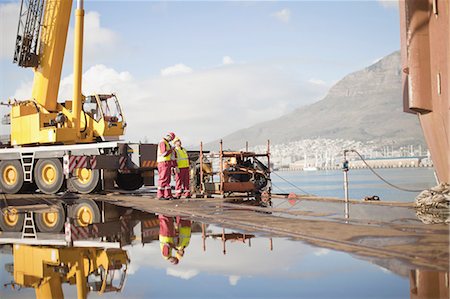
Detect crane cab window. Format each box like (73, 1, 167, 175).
(99, 95, 123, 123)
(83, 96, 101, 122)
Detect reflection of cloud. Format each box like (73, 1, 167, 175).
(167, 268, 199, 280)
(314, 248, 330, 256)
(228, 275, 240, 286)
(272, 8, 291, 24)
(377, 266, 391, 274)
(124, 233, 316, 280)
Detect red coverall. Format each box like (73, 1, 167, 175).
(158, 215, 176, 260)
(157, 139, 175, 198)
(174, 146, 190, 198)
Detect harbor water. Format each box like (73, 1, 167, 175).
(272, 167, 437, 202)
(0, 167, 446, 299)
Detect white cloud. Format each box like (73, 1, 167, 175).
(308, 78, 327, 86)
(12, 61, 329, 146)
(63, 11, 119, 69)
(160, 63, 193, 77)
(228, 275, 240, 286)
(222, 56, 234, 65)
(0, 6, 119, 72)
(378, 0, 399, 9)
(0, 3, 20, 60)
(272, 8, 291, 24)
(313, 248, 330, 256)
(166, 268, 199, 280)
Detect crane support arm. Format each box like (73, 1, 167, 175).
(31, 0, 73, 112)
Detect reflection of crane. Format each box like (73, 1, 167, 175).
(6, 244, 129, 299)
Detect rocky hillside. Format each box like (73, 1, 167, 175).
(210, 51, 424, 149)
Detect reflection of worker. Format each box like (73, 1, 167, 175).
(173, 137, 191, 198)
(157, 132, 176, 200)
(175, 216, 192, 261)
(158, 215, 179, 265)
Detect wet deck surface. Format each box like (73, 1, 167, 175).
(1, 190, 448, 272)
(45, 190, 449, 271)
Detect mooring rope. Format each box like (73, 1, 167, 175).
(271, 171, 312, 195)
(349, 149, 424, 193)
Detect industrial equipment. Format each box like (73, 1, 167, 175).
(192, 140, 271, 198)
(0, 0, 158, 198)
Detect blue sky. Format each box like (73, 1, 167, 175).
(0, 0, 400, 144)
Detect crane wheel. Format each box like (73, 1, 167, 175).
(34, 159, 64, 194)
(35, 202, 65, 233)
(68, 168, 100, 194)
(0, 160, 24, 194)
(70, 199, 100, 227)
(0, 208, 24, 232)
(116, 173, 144, 191)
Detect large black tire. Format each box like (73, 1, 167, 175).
(116, 173, 144, 191)
(35, 202, 66, 233)
(69, 198, 100, 227)
(34, 159, 64, 194)
(68, 168, 100, 194)
(0, 160, 24, 194)
(0, 208, 24, 232)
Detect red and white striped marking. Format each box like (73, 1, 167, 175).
(119, 156, 127, 170)
(89, 156, 97, 169)
(65, 155, 98, 174)
(65, 221, 91, 241)
(120, 216, 130, 232)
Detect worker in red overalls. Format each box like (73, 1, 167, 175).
(157, 132, 176, 199)
(158, 214, 179, 265)
(173, 137, 191, 199)
(175, 216, 192, 261)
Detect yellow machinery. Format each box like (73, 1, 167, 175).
(11, 244, 129, 299)
(0, 0, 157, 197)
(11, 0, 125, 146)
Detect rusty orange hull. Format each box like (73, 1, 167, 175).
(399, 0, 450, 184)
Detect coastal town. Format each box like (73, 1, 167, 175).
(246, 138, 433, 170)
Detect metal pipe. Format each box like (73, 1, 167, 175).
(73, 0, 84, 138)
(77, 0, 84, 10)
(343, 150, 350, 219)
(200, 142, 204, 196)
(219, 139, 224, 196)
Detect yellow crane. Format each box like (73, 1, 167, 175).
(0, 0, 157, 205)
(11, 0, 125, 145)
(8, 244, 129, 299)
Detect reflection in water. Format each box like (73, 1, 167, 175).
(0, 204, 448, 299)
(410, 270, 449, 299)
(158, 215, 192, 265)
(4, 245, 128, 299)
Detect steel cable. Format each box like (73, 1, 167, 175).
(271, 171, 312, 195)
(349, 149, 424, 193)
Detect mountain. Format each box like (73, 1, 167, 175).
(210, 51, 424, 150)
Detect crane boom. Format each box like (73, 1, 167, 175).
(31, 0, 73, 112)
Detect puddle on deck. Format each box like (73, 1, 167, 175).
(0, 198, 448, 299)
